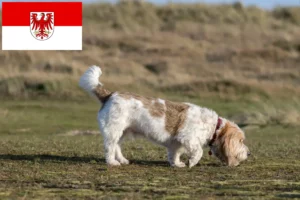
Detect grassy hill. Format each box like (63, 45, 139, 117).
(0, 2, 299, 98)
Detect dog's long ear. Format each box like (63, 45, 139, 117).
(222, 135, 237, 166)
(218, 122, 237, 166)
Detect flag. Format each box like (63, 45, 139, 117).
(2, 2, 82, 50)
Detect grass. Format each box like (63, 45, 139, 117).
(0, 100, 300, 199)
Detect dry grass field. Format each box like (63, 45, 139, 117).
(0, 2, 300, 199)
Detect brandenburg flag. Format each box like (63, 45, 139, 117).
(2, 2, 82, 50)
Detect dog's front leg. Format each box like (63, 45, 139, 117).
(167, 141, 186, 167)
(167, 149, 186, 168)
(188, 146, 203, 168)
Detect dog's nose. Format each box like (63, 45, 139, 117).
(247, 152, 251, 156)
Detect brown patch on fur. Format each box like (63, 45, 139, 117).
(165, 101, 189, 135)
(216, 121, 244, 166)
(149, 101, 165, 117)
(119, 93, 165, 117)
(119, 93, 189, 135)
(93, 85, 113, 103)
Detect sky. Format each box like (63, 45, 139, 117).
(0, 0, 299, 9)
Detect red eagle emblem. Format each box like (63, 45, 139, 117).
(30, 12, 54, 41)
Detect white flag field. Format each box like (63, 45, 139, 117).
(2, 2, 82, 50)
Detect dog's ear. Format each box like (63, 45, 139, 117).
(218, 122, 239, 166)
(215, 121, 247, 166)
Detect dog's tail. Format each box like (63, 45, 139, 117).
(79, 65, 112, 103)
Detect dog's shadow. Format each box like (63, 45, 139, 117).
(0, 154, 171, 167)
(0, 154, 105, 163)
(0, 154, 221, 168)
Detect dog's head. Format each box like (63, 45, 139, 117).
(210, 120, 250, 166)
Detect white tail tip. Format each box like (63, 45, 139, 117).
(79, 65, 102, 93)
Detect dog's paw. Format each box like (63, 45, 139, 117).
(107, 160, 121, 166)
(188, 160, 198, 168)
(172, 162, 186, 168)
(119, 158, 130, 165)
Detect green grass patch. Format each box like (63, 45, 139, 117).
(0, 100, 299, 199)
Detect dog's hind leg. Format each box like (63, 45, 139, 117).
(103, 136, 121, 166)
(98, 102, 129, 166)
(101, 126, 125, 166)
(115, 143, 129, 165)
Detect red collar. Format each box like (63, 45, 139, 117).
(209, 117, 222, 147)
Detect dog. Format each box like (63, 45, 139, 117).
(79, 66, 250, 168)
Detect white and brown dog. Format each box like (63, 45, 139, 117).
(79, 66, 250, 168)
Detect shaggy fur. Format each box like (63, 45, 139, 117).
(79, 66, 250, 168)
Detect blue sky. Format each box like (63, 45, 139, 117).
(1, 0, 299, 9)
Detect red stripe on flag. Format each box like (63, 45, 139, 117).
(2, 2, 82, 26)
